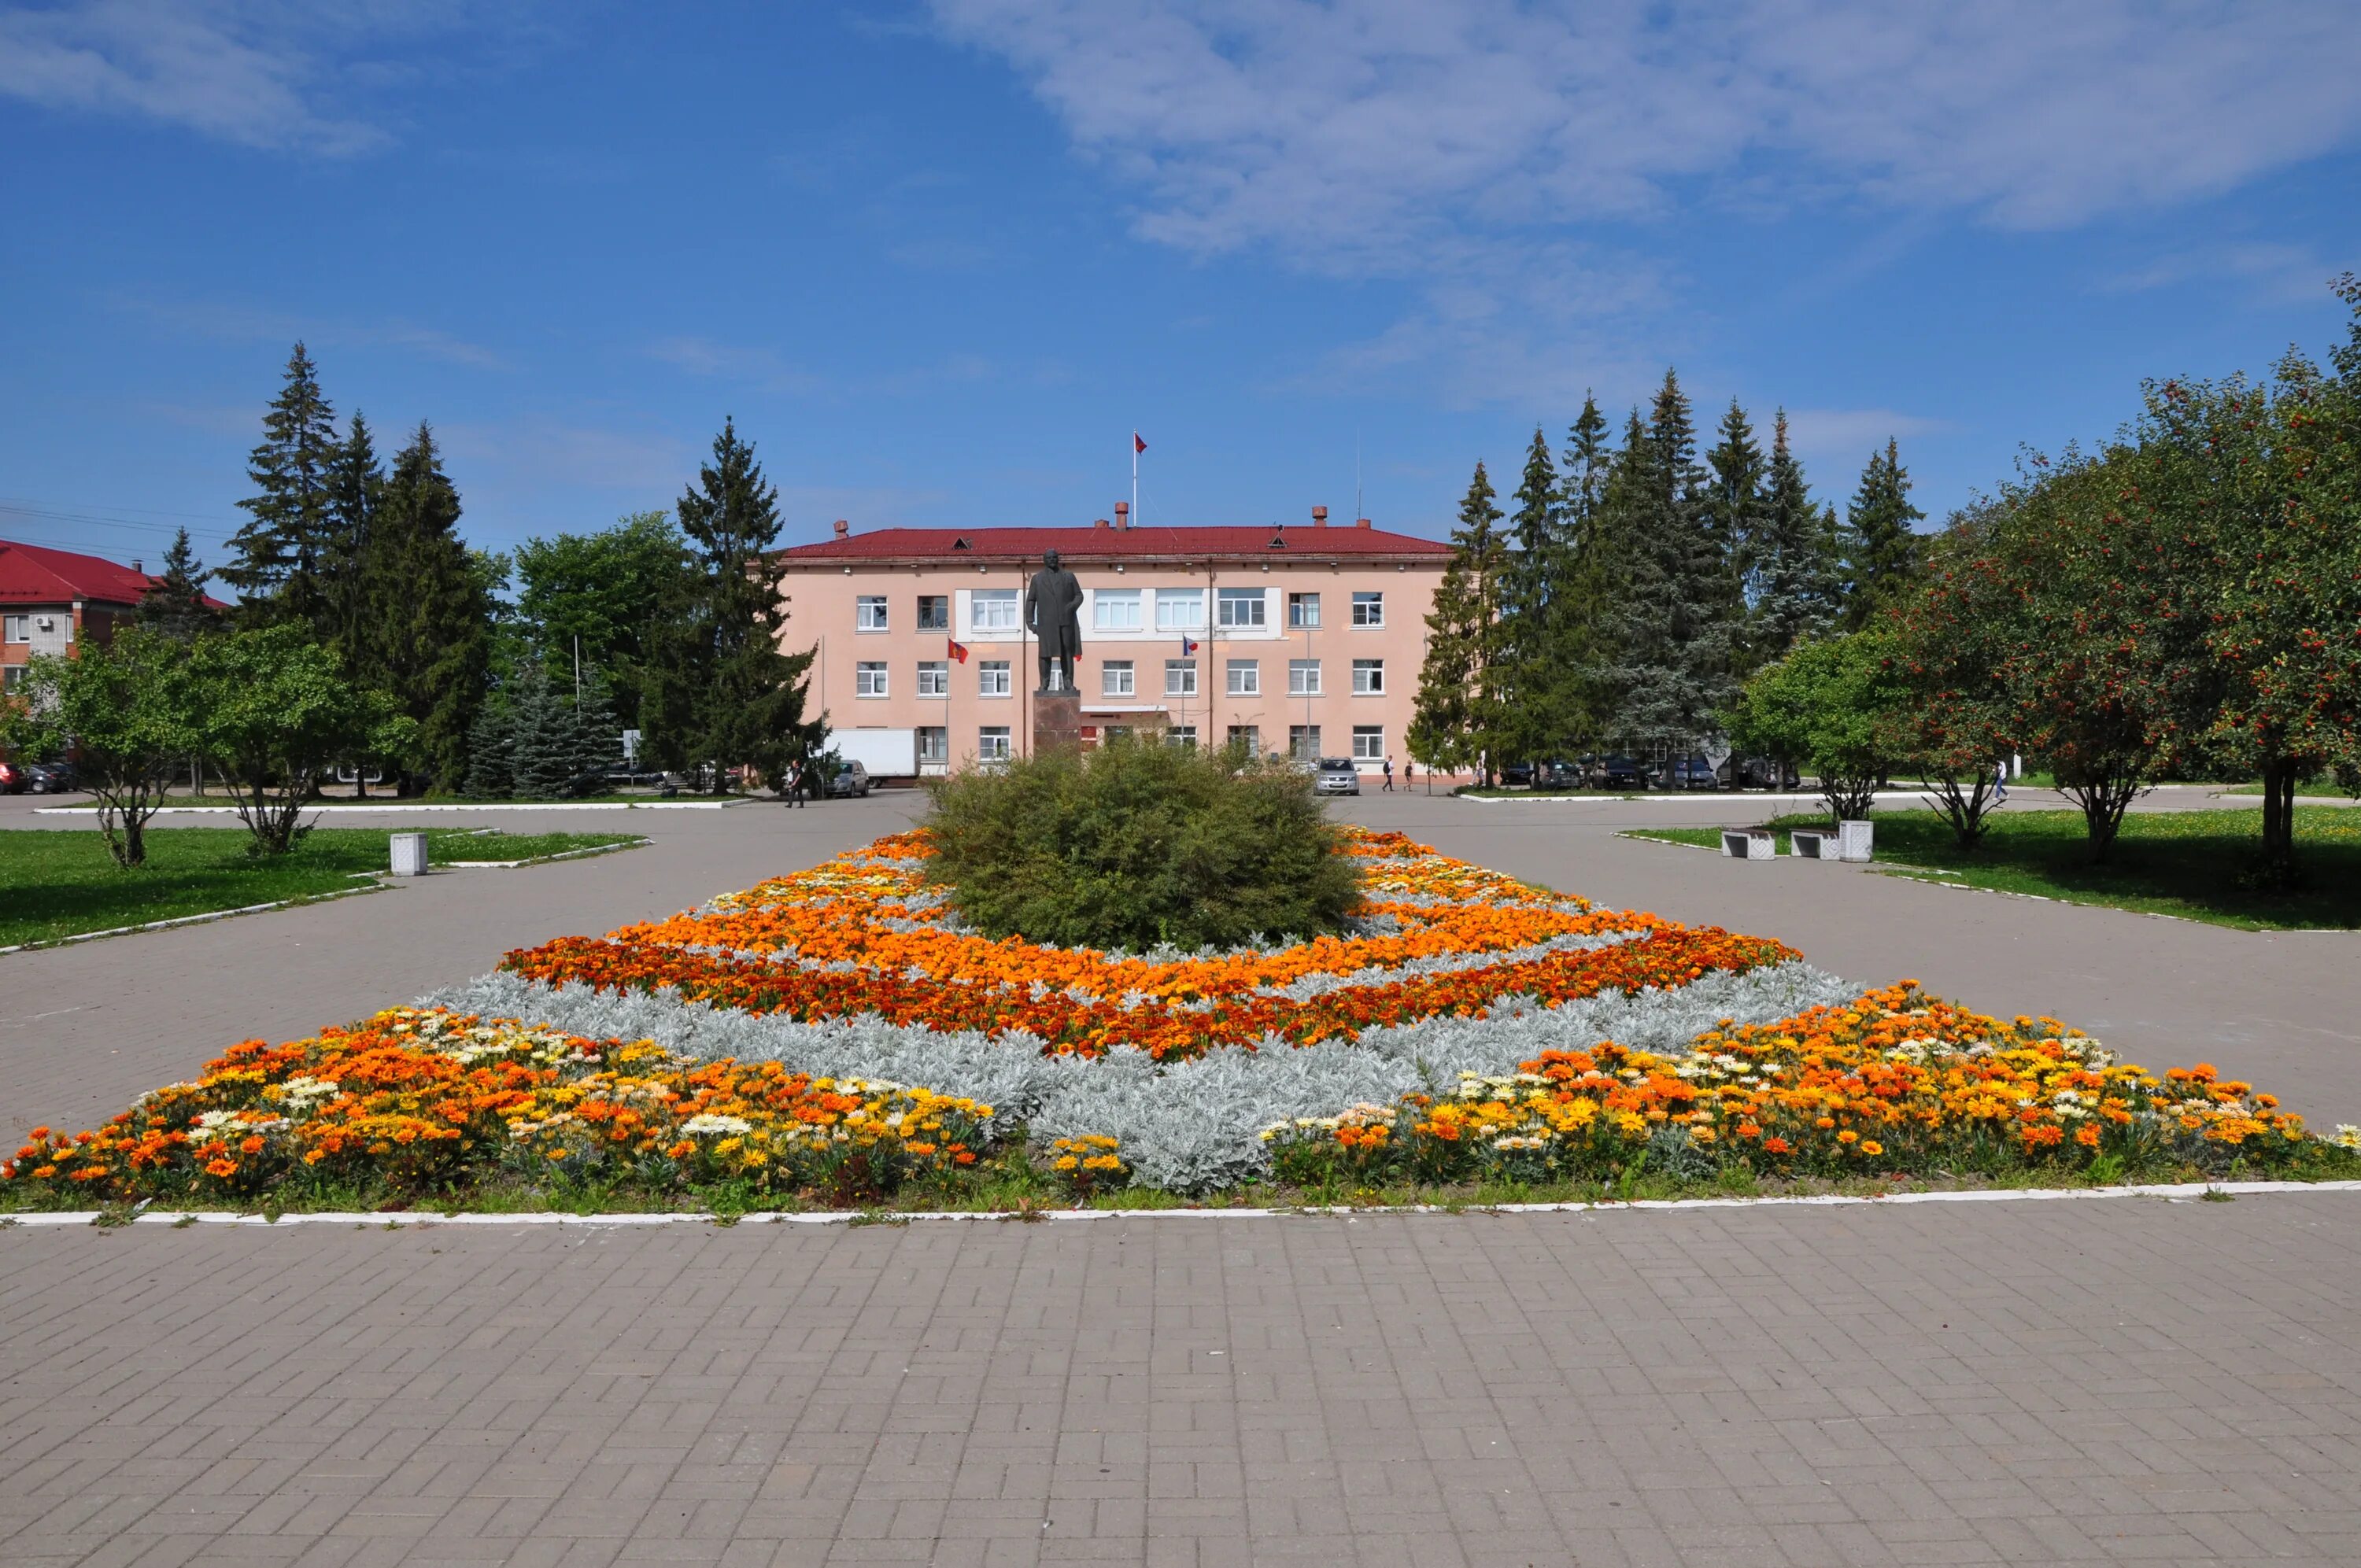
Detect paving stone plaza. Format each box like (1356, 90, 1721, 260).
(5, 791, 2359, 1566)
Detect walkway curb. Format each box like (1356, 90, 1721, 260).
(9, 1179, 2357, 1229)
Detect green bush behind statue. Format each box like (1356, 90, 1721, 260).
(921, 736, 1361, 950)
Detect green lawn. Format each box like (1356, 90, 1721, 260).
(2219, 777, 2349, 798)
(0, 827, 643, 949)
(1624, 806, 2361, 931)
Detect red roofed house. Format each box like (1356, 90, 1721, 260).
(1, 539, 177, 692)
(772, 507, 1455, 775)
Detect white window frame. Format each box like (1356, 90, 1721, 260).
(1352, 658, 1384, 695)
(1167, 725, 1198, 749)
(1225, 659, 1259, 696)
(1286, 592, 1321, 629)
(2, 614, 26, 642)
(978, 727, 1012, 762)
(1101, 660, 1135, 697)
(1225, 724, 1260, 754)
(1288, 659, 1322, 696)
(917, 725, 949, 762)
(1288, 724, 1321, 760)
(972, 589, 1018, 632)
(1094, 588, 1143, 630)
(1155, 588, 1206, 632)
(917, 661, 949, 698)
(1350, 591, 1384, 628)
(1216, 588, 1266, 629)
(855, 596, 889, 632)
(978, 660, 1012, 698)
(1164, 659, 1198, 697)
(854, 661, 889, 698)
(1352, 725, 1385, 761)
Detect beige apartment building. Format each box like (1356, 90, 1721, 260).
(774, 510, 1454, 774)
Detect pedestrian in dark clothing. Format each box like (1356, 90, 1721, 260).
(782, 759, 805, 806)
(1382, 755, 1395, 791)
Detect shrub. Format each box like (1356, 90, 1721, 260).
(920, 736, 1360, 950)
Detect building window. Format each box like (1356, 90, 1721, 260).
(1216, 587, 1266, 628)
(917, 595, 950, 631)
(1352, 725, 1384, 761)
(1164, 659, 1198, 697)
(1102, 725, 1133, 743)
(1094, 588, 1142, 629)
(1225, 724, 1260, 754)
(1288, 724, 1321, 760)
(918, 725, 948, 764)
(855, 596, 889, 632)
(0, 664, 21, 692)
(1167, 725, 1198, 749)
(1352, 659, 1384, 694)
(973, 589, 1018, 631)
(1225, 659, 1259, 695)
(979, 660, 1011, 697)
(1350, 591, 1384, 628)
(1101, 660, 1135, 697)
(917, 661, 949, 697)
(1288, 659, 1321, 695)
(1155, 588, 1205, 631)
(2, 615, 26, 642)
(855, 662, 889, 698)
(978, 726, 1011, 762)
(1286, 592, 1321, 629)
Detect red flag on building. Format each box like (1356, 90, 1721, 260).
(1134, 432, 1147, 454)
(948, 637, 970, 663)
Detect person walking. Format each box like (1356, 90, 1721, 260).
(1993, 758, 2008, 805)
(1382, 754, 1395, 792)
(782, 757, 804, 807)
(1405, 760, 1417, 793)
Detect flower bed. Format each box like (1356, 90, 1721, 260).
(9, 829, 2357, 1211)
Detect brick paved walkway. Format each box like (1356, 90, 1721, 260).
(5, 1195, 2359, 1566)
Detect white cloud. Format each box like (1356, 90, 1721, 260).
(112, 292, 508, 369)
(2104, 242, 2347, 308)
(1779, 408, 1953, 474)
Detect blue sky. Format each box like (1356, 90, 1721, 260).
(4, 1, 2359, 571)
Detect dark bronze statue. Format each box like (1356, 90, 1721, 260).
(1025, 548, 1084, 692)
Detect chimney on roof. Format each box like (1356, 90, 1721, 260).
(1311, 506, 1328, 529)
(132, 559, 143, 574)
(1093, 517, 1110, 529)
(1114, 500, 1129, 529)
(833, 518, 849, 539)
(1354, 517, 1371, 529)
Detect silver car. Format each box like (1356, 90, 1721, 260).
(1313, 758, 1361, 796)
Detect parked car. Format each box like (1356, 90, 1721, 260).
(826, 760, 871, 798)
(25, 761, 78, 794)
(1721, 754, 1796, 791)
(1666, 754, 1720, 791)
(1314, 757, 1361, 796)
(0, 760, 27, 794)
(1592, 754, 1643, 789)
(1498, 762, 1535, 788)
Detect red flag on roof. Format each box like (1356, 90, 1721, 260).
(1134, 432, 1147, 454)
(948, 637, 970, 664)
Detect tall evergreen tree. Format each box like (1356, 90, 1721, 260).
(368, 422, 493, 791)
(136, 529, 222, 641)
(1704, 399, 1765, 618)
(505, 667, 582, 799)
(1495, 428, 1565, 773)
(1408, 461, 1508, 783)
(642, 418, 821, 790)
(224, 343, 339, 631)
(1605, 370, 1737, 767)
(1748, 410, 1841, 662)
(323, 411, 385, 679)
(1840, 437, 1927, 629)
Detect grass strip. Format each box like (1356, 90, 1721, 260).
(0, 827, 643, 948)
(1624, 806, 2361, 930)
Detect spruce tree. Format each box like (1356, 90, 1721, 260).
(568, 673, 621, 782)
(1408, 461, 1508, 783)
(642, 418, 821, 791)
(463, 697, 515, 799)
(369, 422, 493, 792)
(1495, 428, 1564, 776)
(224, 343, 339, 632)
(1748, 410, 1840, 662)
(506, 668, 580, 799)
(136, 529, 222, 640)
(1545, 393, 1616, 762)
(324, 412, 384, 681)
(1840, 437, 1927, 629)
(1704, 399, 1766, 673)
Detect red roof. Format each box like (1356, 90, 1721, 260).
(777, 524, 1454, 567)
(0, 539, 164, 607)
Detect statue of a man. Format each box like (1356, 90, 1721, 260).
(1025, 548, 1084, 692)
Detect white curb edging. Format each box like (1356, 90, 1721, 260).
(9, 1179, 2358, 1229)
(36, 801, 743, 815)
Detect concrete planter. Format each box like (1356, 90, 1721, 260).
(390, 832, 430, 877)
(1720, 828, 1776, 860)
(1836, 819, 1875, 862)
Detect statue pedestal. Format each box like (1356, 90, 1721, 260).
(1033, 689, 1082, 754)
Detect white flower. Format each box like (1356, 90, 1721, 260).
(680, 1113, 752, 1137)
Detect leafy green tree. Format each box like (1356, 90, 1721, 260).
(136, 528, 223, 641)
(1886, 504, 2019, 846)
(1747, 411, 1839, 664)
(0, 629, 201, 867)
(365, 422, 493, 793)
(1409, 460, 1507, 783)
(1839, 437, 1927, 629)
(224, 343, 340, 633)
(1724, 633, 1909, 823)
(642, 419, 822, 791)
(512, 512, 693, 729)
(191, 628, 413, 856)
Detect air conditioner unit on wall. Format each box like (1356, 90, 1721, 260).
(35, 616, 56, 631)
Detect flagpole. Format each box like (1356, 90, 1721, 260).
(1131, 430, 1139, 529)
